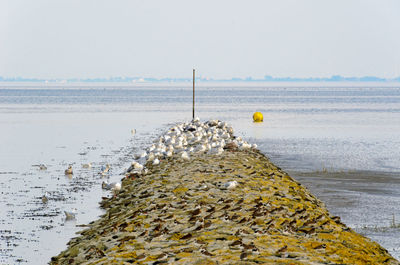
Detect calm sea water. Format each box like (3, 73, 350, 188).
(0, 83, 399, 263)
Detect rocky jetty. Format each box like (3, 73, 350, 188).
(50, 120, 399, 264)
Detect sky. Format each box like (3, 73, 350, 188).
(0, 0, 400, 79)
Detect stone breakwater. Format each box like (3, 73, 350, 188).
(51, 120, 399, 265)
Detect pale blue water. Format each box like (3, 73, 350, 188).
(0, 83, 400, 263)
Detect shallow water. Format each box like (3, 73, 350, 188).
(0, 112, 172, 263)
(0, 83, 399, 263)
(292, 171, 400, 259)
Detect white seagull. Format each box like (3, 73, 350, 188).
(223, 181, 238, 189)
(82, 163, 92, 169)
(42, 192, 49, 204)
(64, 208, 77, 220)
(181, 151, 190, 161)
(102, 181, 122, 191)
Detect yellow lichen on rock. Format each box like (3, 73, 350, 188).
(50, 148, 399, 265)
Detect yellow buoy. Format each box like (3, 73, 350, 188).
(253, 112, 263, 122)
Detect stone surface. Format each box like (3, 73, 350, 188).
(50, 148, 399, 264)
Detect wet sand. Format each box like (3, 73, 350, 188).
(0, 112, 171, 264)
(292, 170, 400, 259)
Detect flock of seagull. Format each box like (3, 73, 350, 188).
(127, 118, 256, 176)
(44, 118, 255, 220)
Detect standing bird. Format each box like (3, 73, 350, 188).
(100, 164, 110, 176)
(181, 152, 190, 161)
(64, 208, 77, 220)
(65, 165, 73, 175)
(82, 162, 92, 169)
(42, 192, 49, 204)
(111, 182, 122, 192)
(223, 181, 238, 189)
(102, 181, 122, 192)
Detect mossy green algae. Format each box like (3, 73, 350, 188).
(50, 148, 399, 265)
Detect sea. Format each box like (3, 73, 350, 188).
(0, 82, 399, 264)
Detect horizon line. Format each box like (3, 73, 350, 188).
(1, 74, 400, 83)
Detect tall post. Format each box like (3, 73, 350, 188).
(192, 69, 195, 120)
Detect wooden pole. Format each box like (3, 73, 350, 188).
(192, 69, 195, 120)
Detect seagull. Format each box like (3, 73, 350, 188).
(102, 181, 121, 191)
(181, 151, 190, 161)
(223, 181, 238, 189)
(131, 129, 136, 136)
(100, 164, 110, 176)
(164, 135, 171, 142)
(215, 147, 224, 155)
(82, 163, 92, 169)
(147, 152, 155, 163)
(102, 181, 110, 190)
(64, 208, 77, 220)
(65, 165, 73, 175)
(42, 192, 49, 204)
(156, 146, 166, 153)
(101, 164, 110, 172)
(221, 132, 230, 140)
(112, 182, 122, 191)
(175, 141, 183, 150)
(186, 132, 194, 139)
(197, 184, 208, 190)
(131, 161, 144, 171)
(241, 142, 252, 149)
(195, 144, 207, 153)
(211, 134, 219, 142)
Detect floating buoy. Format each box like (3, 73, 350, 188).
(253, 112, 263, 122)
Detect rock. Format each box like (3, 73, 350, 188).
(50, 121, 399, 265)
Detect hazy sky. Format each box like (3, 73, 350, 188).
(1, 0, 400, 79)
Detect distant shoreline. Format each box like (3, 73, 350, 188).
(1, 74, 400, 84)
(1, 81, 400, 89)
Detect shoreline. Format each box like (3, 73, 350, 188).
(50, 147, 399, 264)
